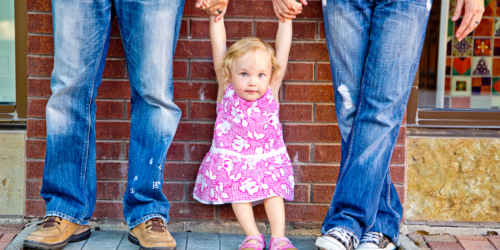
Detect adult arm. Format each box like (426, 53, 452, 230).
(453, 0, 484, 41)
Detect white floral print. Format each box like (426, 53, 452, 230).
(193, 84, 294, 204)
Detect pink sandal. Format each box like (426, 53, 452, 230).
(269, 237, 298, 250)
(239, 234, 266, 250)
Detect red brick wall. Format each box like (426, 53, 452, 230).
(25, 0, 406, 223)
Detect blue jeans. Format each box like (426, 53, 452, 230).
(41, 0, 184, 229)
(321, 0, 431, 245)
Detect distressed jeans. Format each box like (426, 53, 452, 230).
(321, 0, 431, 245)
(41, 0, 184, 229)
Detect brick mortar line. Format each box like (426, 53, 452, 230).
(25, 157, 350, 166)
(174, 79, 332, 83)
(24, 12, 326, 21)
(176, 38, 327, 43)
(252, 20, 256, 36)
(26, 11, 52, 14)
(284, 82, 332, 85)
(312, 103, 317, 122)
(26, 99, 336, 106)
(27, 33, 53, 37)
(25, 159, 405, 166)
(186, 17, 326, 22)
(25, 139, 407, 147)
(26, 33, 326, 43)
(188, 17, 320, 23)
(281, 122, 337, 125)
(27, 76, 133, 81)
(26, 179, 341, 186)
(309, 184, 314, 203)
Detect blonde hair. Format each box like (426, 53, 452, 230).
(220, 37, 281, 84)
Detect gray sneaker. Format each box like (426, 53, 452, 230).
(315, 228, 358, 250)
(356, 232, 396, 250)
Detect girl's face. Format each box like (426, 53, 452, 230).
(230, 49, 272, 102)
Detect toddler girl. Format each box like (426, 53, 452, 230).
(192, 3, 302, 250)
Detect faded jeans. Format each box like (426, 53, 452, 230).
(41, 0, 184, 229)
(321, 0, 431, 245)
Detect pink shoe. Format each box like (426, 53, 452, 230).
(269, 237, 298, 250)
(239, 234, 266, 250)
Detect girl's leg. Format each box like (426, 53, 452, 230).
(232, 203, 261, 244)
(263, 197, 286, 238)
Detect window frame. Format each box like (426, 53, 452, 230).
(0, 0, 27, 122)
(407, 72, 500, 128)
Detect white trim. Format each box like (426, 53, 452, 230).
(192, 193, 282, 206)
(209, 146, 288, 159)
(435, 0, 449, 108)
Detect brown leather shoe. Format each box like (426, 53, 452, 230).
(128, 218, 176, 250)
(23, 216, 91, 250)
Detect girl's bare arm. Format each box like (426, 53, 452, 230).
(271, 18, 293, 101)
(210, 15, 228, 102)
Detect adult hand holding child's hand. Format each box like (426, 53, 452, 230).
(195, 0, 229, 22)
(272, 0, 307, 22)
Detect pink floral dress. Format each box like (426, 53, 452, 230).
(193, 84, 294, 205)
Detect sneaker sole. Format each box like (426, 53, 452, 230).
(128, 233, 177, 250)
(315, 236, 347, 250)
(23, 229, 91, 250)
(356, 242, 396, 250)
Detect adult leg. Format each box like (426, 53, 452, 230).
(321, 0, 431, 246)
(114, 0, 184, 229)
(320, 0, 373, 241)
(41, 0, 113, 224)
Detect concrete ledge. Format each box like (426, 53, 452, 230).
(22, 218, 322, 236)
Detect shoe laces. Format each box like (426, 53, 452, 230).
(42, 216, 62, 228)
(360, 231, 384, 244)
(326, 228, 359, 249)
(145, 218, 166, 233)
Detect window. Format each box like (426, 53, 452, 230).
(408, 0, 500, 127)
(0, 0, 27, 121)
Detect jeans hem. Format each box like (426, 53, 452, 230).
(128, 214, 169, 230)
(45, 211, 89, 226)
(391, 234, 400, 246)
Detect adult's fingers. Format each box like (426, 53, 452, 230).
(195, 0, 204, 8)
(452, 0, 464, 21)
(299, 0, 308, 5)
(456, 4, 475, 39)
(458, 14, 479, 41)
(273, 3, 285, 22)
(204, 0, 211, 9)
(275, 0, 290, 21)
(283, 0, 294, 10)
(207, 2, 225, 12)
(278, 0, 302, 15)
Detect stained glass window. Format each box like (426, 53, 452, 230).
(423, 0, 500, 110)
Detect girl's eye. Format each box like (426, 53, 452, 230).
(241, 73, 247, 77)
(258, 73, 264, 77)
